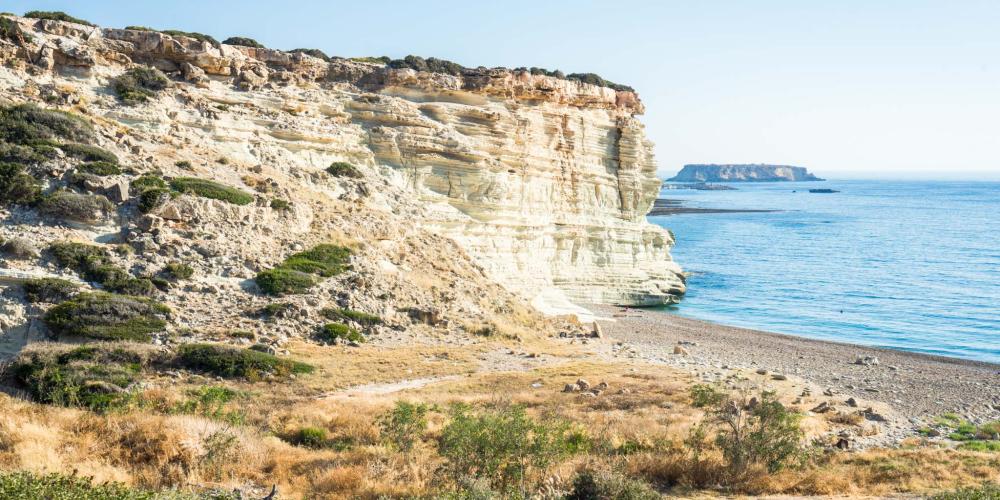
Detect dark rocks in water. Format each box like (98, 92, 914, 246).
(668, 164, 824, 182)
(661, 182, 737, 191)
(809, 189, 840, 193)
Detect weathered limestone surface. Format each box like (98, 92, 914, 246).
(0, 16, 685, 309)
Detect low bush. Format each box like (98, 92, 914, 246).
(289, 48, 330, 61)
(48, 240, 109, 270)
(0, 103, 95, 145)
(22, 277, 77, 303)
(255, 244, 351, 295)
(59, 143, 118, 163)
(137, 187, 174, 213)
(327, 161, 362, 178)
(76, 161, 122, 176)
(690, 384, 726, 408)
(565, 72, 634, 92)
(43, 292, 170, 341)
(0, 16, 30, 44)
(566, 470, 660, 500)
(350, 56, 391, 65)
(160, 29, 220, 46)
(388, 55, 466, 76)
(254, 267, 315, 296)
(0, 142, 50, 165)
(131, 174, 166, 192)
(23, 10, 95, 26)
(174, 160, 192, 169)
(438, 403, 583, 493)
(379, 401, 430, 452)
(160, 262, 194, 281)
(318, 323, 364, 344)
(168, 385, 246, 424)
(0, 471, 220, 498)
(321, 307, 382, 326)
(294, 426, 328, 449)
(223, 36, 263, 48)
(228, 330, 255, 341)
(931, 483, 1000, 500)
(111, 66, 170, 105)
(175, 343, 313, 380)
(169, 177, 254, 205)
(269, 198, 290, 210)
(37, 191, 114, 224)
(0, 161, 41, 206)
(258, 302, 293, 318)
(0, 237, 37, 258)
(12, 343, 161, 412)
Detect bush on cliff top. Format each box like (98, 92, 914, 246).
(43, 292, 170, 341)
(23, 10, 95, 26)
(0, 16, 31, 44)
(111, 66, 170, 105)
(160, 29, 220, 47)
(290, 48, 331, 61)
(169, 177, 254, 205)
(223, 36, 263, 48)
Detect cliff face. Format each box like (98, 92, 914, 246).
(0, 16, 685, 310)
(668, 164, 823, 182)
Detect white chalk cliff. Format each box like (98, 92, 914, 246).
(0, 16, 686, 311)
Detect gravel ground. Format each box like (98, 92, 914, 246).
(588, 304, 1000, 425)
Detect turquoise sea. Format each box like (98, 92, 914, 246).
(650, 180, 1000, 363)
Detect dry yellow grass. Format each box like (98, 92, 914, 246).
(0, 344, 996, 498)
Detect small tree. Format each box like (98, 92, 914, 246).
(708, 388, 803, 475)
(379, 400, 429, 452)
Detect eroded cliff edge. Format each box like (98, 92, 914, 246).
(0, 16, 685, 310)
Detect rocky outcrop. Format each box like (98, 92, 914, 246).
(668, 164, 823, 182)
(0, 15, 685, 309)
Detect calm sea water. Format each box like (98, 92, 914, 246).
(650, 180, 1000, 363)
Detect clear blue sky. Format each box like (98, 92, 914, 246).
(9, 0, 1000, 180)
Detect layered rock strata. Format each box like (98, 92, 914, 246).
(0, 15, 685, 308)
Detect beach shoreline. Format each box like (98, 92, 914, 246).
(588, 304, 1000, 425)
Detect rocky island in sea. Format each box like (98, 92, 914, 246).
(668, 163, 824, 182)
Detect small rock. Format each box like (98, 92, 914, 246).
(811, 401, 832, 413)
(596, 381, 609, 390)
(845, 397, 858, 407)
(756, 369, 768, 375)
(590, 322, 603, 339)
(563, 383, 579, 393)
(576, 379, 591, 390)
(772, 374, 788, 381)
(854, 355, 880, 367)
(673, 345, 689, 355)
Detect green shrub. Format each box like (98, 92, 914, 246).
(161, 262, 194, 281)
(124, 25, 154, 31)
(379, 400, 430, 451)
(43, 292, 170, 341)
(0, 103, 95, 145)
(0, 471, 179, 498)
(258, 302, 293, 318)
(168, 385, 246, 424)
(565, 72, 634, 92)
(255, 244, 351, 295)
(700, 389, 803, 476)
(137, 187, 174, 213)
(48, 240, 110, 270)
(111, 66, 170, 105)
(0, 161, 41, 205)
(22, 277, 77, 303)
(388, 55, 466, 76)
(321, 307, 382, 326)
(59, 143, 118, 163)
(176, 343, 313, 380)
(931, 483, 1000, 500)
(77, 160, 122, 176)
(0, 142, 49, 164)
(23, 10, 95, 26)
(289, 48, 330, 61)
(318, 323, 364, 344)
(37, 191, 114, 224)
(283, 244, 352, 277)
(0, 16, 30, 44)
(327, 161, 362, 178)
(269, 198, 290, 210)
(254, 267, 315, 296)
(566, 470, 660, 500)
(438, 403, 582, 493)
(223, 36, 263, 48)
(690, 384, 726, 408)
(294, 426, 328, 449)
(174, 160, 192, 169)
(350, 56, 391, 65)
(169, 177, 254, 205)
(11, 344, 162, 412)
(131, 174, 166, 192)
(160, 29, 220, 47)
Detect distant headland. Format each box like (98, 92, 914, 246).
(667, 164, 824, 182)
